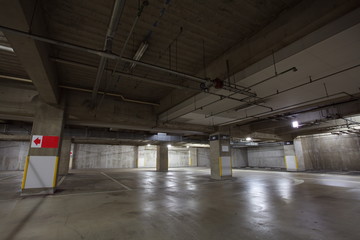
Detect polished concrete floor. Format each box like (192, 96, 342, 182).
(0, 167, 360, 240)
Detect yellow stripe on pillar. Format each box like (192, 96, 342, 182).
(21, 156, 30, 189)
(52, 156, 59, 188)
(219, 157, 222, 176)
(284, 156, 288, 169)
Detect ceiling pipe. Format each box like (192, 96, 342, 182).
(99, 0, 149, 109)
(219, 91, 357, 126)
(0, 74, 159, 106)
(91, 0, 126, 107)
(165, 63, 359, 123)
(0, 25, 209, 84)
(51, 58, 186, 89)
(51, 58, 260, 105)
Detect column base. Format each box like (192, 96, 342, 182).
(210, 176, 233, 181)
(21, 187, 55, 196)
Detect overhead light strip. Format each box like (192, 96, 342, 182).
(0, 44, 14, 52)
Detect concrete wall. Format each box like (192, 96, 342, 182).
(195, 148, 248, 168)
(0, 141, 28, 171)
(73, 144, 136, 169)
(232, 148, 248, 168)
(247, 145, 285, 168)
(294, 139, 305, 170)
(74, 144, 197, 169)
(197, 148, 210, 167)
(138, 146, 157, 168)
(169, 148, 189, 167)
(295, 134, 360, 171)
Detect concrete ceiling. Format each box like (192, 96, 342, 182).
(0, 0, 360, 141)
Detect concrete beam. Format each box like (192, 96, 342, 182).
(158, 1, 360, 121)
(0, 0, 58, 104)
(0, 84, 214, 134)
(248, 99, 360, 133)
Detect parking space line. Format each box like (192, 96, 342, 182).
(0, 174, 22, 181)
(100, 172, 132, 190)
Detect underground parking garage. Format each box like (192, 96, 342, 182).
(1, 0, 360, 239)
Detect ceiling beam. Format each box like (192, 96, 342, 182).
(0, 0, 58, 104)
(158, 1, 360, 122)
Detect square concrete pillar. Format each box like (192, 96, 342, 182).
(284, 143, 297, 171)
(210, 134, 232, 180)
(293, 137, 306, 171)
(58, 137, 71, 176)
(189, 147, 198, 166)
(156, 144, 168, 172)
(21, 99, 64, 195)
(134, 146, 139, 168)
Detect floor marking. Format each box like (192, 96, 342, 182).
(48, 189, 130, 198)
(300, 177, 360, 184)
(0, 174, 21, 181)
(100, 172, 132, 190)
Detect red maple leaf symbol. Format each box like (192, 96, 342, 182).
(34, 137, 41, 146)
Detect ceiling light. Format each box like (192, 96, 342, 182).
(186, 146, 189, 148)
(292, 120, 299, 128)
(130, 41, 148, 69)
(0, 45, 14, 53)
(167, 144, 172, 148)
(246, 137, 252, 141)
(147, 144, 151, 146)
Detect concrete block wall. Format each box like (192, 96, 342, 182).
(247, 145, 285, 168)
(169, 148, 189, 167)
(73, 144, 137, 169)
(232, 148, 248, 168)
(73, 144, 198, 169)
(197, 148, 210, 167)
(295, 134, 360, 171)
(0, 141, 28, 170)
(138, 146, 157, 167)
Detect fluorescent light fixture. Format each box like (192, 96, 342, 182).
(167, 144, 172, 148)
(292, 120, 299, 128)
(130, 41, 149, 69)
(246, 137, 252, 141)
(0, 45, 14, 53)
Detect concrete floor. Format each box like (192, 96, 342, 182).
(0, 168, 360, 240)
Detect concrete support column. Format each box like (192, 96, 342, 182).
(189, 148, 198, 167)
(293, 137, 306, 171)
(210, 133, 232, 180)
(58, 137, 71, 176)
(134, 146, 139, 168)
(22, 99, 64, 195)
(284, 143, 297, 171)
(156, 144, 168, 172)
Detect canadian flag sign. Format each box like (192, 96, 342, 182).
(31, 135, 60, 148)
